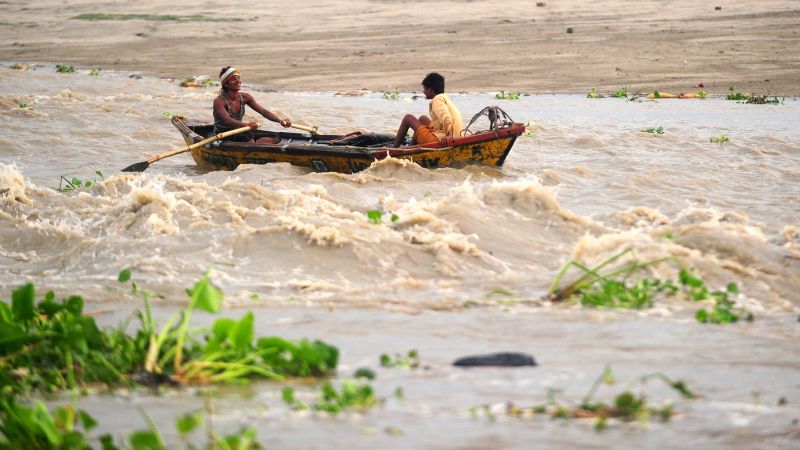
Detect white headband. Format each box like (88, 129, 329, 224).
(220, 67, 239, 83)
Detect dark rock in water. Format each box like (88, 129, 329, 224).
(453, 352, 537, 367)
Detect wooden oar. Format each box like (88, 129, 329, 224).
(121, 126, 252, 172)
(290, 123, 320, 135)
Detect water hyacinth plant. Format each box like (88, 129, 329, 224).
(55, 64, 75, 73)
(547, 248, 750, 323)
(473, 365, 696, 430)
(641, 127, 664, 134)
(0, 271, 340, 397)
(495, 91, 522, 100)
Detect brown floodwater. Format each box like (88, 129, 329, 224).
(1, 64, 799, 449)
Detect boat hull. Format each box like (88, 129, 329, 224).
(172, 116, 524, 174)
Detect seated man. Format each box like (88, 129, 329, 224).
(393, 73, 464, 147)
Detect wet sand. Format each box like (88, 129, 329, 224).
(1, 0, 799, 94)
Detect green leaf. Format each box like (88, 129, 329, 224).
(129, 431, 165, 450)
(118, 269, 132, 283)
(78, 410, 98, 431)
(726, 282, 739, 294)
(367, 210, 383, 224)
(100, 434, 120, 450)
(189, 275, 222, 313)
(65, 295, 84, 314)
(354, 367, 376, 380)
(175, 411, 202, 435)
(282, 386, 296, 404)
(230, 312, 254, 350)
(12, 282, 35, 321)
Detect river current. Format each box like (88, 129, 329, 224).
(1, 64, 798, 449)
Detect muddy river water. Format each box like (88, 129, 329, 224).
(1, 65, 799, 449)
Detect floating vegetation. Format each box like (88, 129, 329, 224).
(314, 379, 379, 414)
(89, 68, 101, 76)
(0, 271, 339, 397)
(697, 90, 707, 99)
(746, 95, 783, 105)
(725, 87, 750, 101)
(547, 248, 750, 323)
(180, 76, 214, 88)
(610, 87, 628, 98)
(566, 27, 574, 34)
(709, 135, 729, 143)
(17, 103, 30, 110)
(586, 88, 603, 99)
(382, 88, 400, 100)
(380, 349, 420, 369)
(55, 64, 75, 73)
(474, 366, 696, 430)
(283, 378, 380, 415)
(495, 91, 522, 100)
(0, 400, 101, 449)
(71, 13, 246, 22)
(366, 210, 399, 225)
(523, 121, 535, 138)
(56, 171, 104, 192)
(641, 126, 664, 134)
(0, 399, 263, 449)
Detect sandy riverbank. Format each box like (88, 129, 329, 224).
(1, 0, 798, 95)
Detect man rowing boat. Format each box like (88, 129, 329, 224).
(213, 66, 292, 143)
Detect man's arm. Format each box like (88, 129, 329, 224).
(243, 93, 291, 127)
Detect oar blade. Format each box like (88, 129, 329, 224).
(121, 161, 150, 172)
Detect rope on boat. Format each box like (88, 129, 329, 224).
(463, 106, 516, 136)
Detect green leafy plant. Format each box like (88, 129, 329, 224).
(611, 87, 628, 98)
(548, 248, 750, 323)
(17, 103, 30, 110)
(495, 91, 521, 100)
(726, 87, 750, 101)
(366, 210, 399, 224)
(0, 283, 143, 396)
(119, 272, 339, 385)
(745, 95, 783, 105)
(380, 349, 419, 369)
(382, 88, 400, 100)
(0, 400, 102, 449)
(56, 171, 104, 192)
(697, 90, 707, 99)
(566, 27, 574, 34)
(523, 121, 535, 138)
(586, 88, 603, 99)
(55, 64, 75, 73)
(477, 366, 695, 430)
(641, 127, 664, 134)
(709, 135, 729, 143)
(0, 271, 339, 397)
(314, 379, 379, 414)
(89, 68, 101, 76)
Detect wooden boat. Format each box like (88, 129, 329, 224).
(171, 106, 526, 173)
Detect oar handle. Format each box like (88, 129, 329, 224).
(148, 126, 253, 164)
(290, 124, 320, 135)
